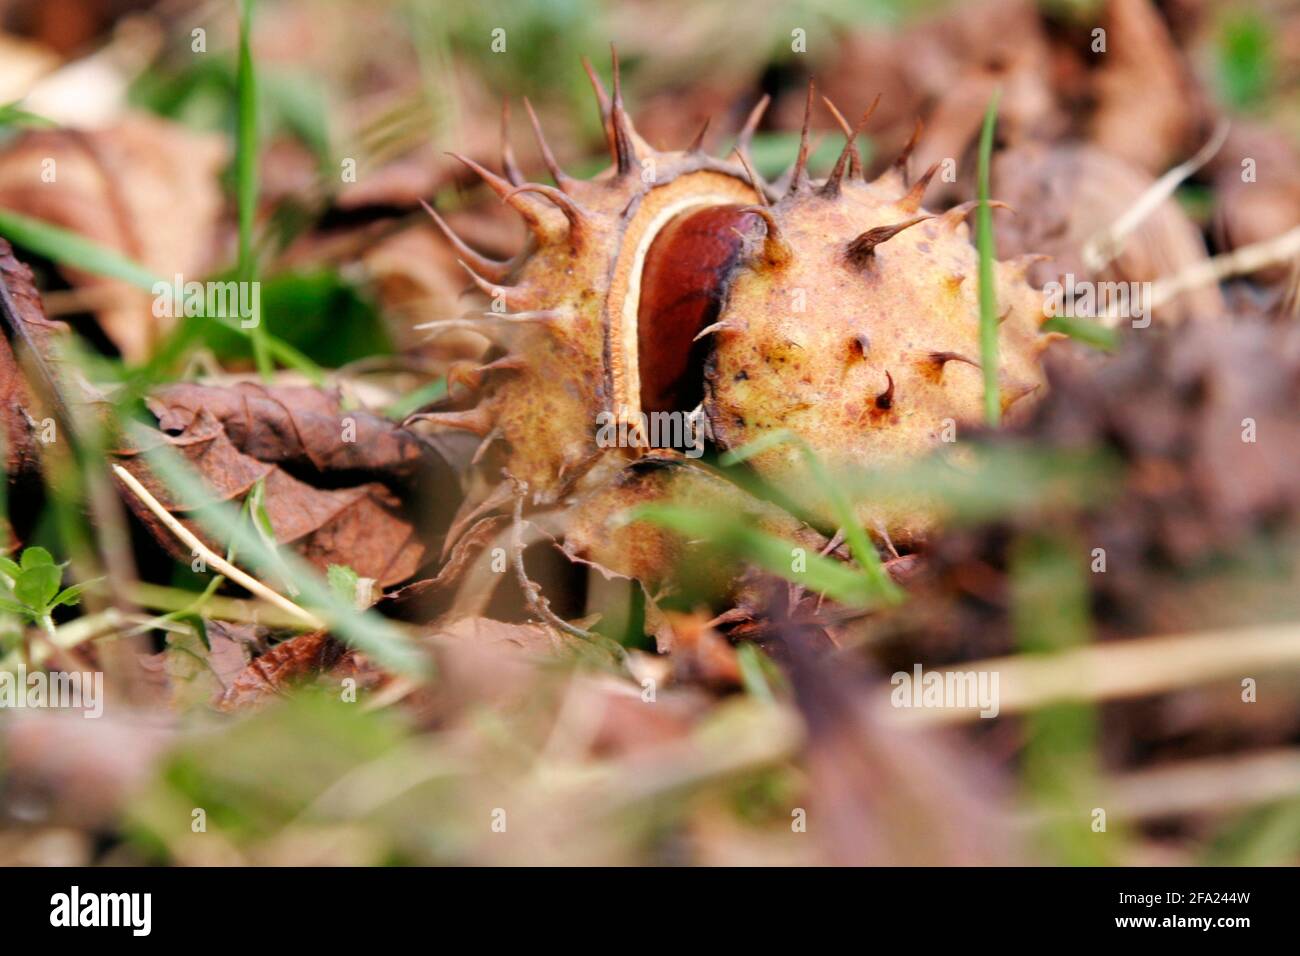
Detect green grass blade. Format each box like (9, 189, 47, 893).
(976, 89, 1002, 427)
(262, 335, 323, 380)
(0, 209, 322, 383)
(383, 377, 447, 420)
(0, 101, 56, 130)
(842, 444, 1118, 526)
(0, 209, 159, 289)
(719, 429, 901, 604)
(1012, 531, 1113, 864)
(1042, 315, 1118, 352)
(237, 0, 272, 380)
(736, 643, 776, 703)
(631, 503, 880, 608)
(136, 429, 429, 676)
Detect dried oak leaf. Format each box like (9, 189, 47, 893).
(1034, 319, 1300, 564)
(115, 407, 426, 587)
(147, 382, 436, 481)
(137, 620, 266, 711)
(0, 711, 174, 830)
(1, 239, 436, 587)
(1088, 0, 1203, 174)
(360, 220, 515, 355)
(1209, 123, 1300, 282)
(776, 613, 1020, 865)
(872, 318, 1300, 664)
(0, 241, 58, 479)
(0, 113, 226, 361)
(649, 609, 741, 688)
(993, 142, 1224, 323)
(216, 630, 361, 712)
(811, 0, 1060, 192)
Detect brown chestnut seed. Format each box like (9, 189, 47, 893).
(636, 204, 760, 419)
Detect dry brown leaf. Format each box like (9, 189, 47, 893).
(124, 377, 462, 587)
(1088, 0, 1203, 174)
(0, 113, 226, 360)
(993, 142, 1224, 323)
(138, 620, 266, 710)
(147, 381, 438, 482)
(216, 630, 355, 712)
(1210, 123, 1300, 283)
(2, 238, 436, 588)
(778, 616, 1020, 865)
(0, 241, 52, 480)
(0, 711, 174, 830)
(360, 224, 484, 351)
(653, 609, 741, 687)
(811, 0, 1060, 192)
(115, 411, 428, 587)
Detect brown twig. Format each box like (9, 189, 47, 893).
(112, 464, 325, 630)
